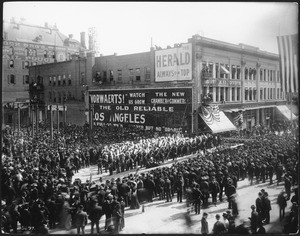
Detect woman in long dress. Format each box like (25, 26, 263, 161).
(59, 198, 72, 230)
(129, 181, 140, 209)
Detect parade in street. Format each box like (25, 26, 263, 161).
(2, 2, 298, 235)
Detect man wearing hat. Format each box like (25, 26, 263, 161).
(212, 214, 227, 234)
(89, 200, 103, 234)
(249, 205, 259, 233)
(75, 205, 88, 234)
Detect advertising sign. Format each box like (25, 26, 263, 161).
(155, 43, 192, 82)
(89, 87, 192, 132)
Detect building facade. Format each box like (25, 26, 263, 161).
(2, 18, 87, 127)
(88, 35, 287, 134)
(192, 35, 286, 131)
(28, 52, 95, 126)
(27, 34, 291, 134)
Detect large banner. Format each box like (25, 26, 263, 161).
(155, 43, 192, 82)
(89, 87, 192, 132)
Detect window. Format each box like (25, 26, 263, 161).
(59, 54, 64, 61)
(62, 92, 66, 102)
(81, 91, 85, 101)
(231, 65, 236, 79)
(49, 76, 52, 85)
(263, 69, 266, 81)
(249, 88, 252, 100)
(253, 88, 256, 100)
(58, 75, 61, 86)
(9, 46, 14, 55)
(23, 61, 29, 69)
(44, 50, 48, 58)
(53, 92, 56, 103)
(236, 66, 240, 79)
(208, 62, 214, 75)
(53, 76, 56, 86)
(9, 60, 14, 68)
(260, 69, 263, 81)
(253, 68, 256, 80)
(237, 87, 240, 101)
(63, 75, 66, 85)
(264, 88, 266, 99)
(68, 53, 71, 60)
(32, 49, 37, 57)
(24, 48, 29, 56)
(49, 92, 52, 101)
(129, 69, 134, 82)
(249, 68, 252, 80)
(225, 87, 229, 101)
(23, 75, 29, 84)
(68, 91, 72, 99)
(220, 87, 224, 102)
(117, 70, 122, 81)
(245, 88, 248, 100)
(232, 88, 235, 101)
(260, 88, 263, 100)
(215, 63, 219, 78)
(109, 70, 114, 81)
(145, 67, 150, 81)
(7, 74, 15, 84)
(81, 72, 85, 84)
(135, 68, 141, 81)
(103, 71, 107, 83)
(245, 67, 248, 80)
(277, 71, 280, 82)
(268, 88, 270, 99)
(68, 74, 72, 85)
(58, 92, 61, 103)
(220, 63, 226, 79)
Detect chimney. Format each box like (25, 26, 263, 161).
(69, 34, 73, 39)
(80, 32, 86, 49)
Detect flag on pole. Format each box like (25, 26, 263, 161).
(233, 111, 243, 127)
(277, 34, 298, 94)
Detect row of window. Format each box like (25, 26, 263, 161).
(259, 87, 282, 100)
(8, 46, 55, 58)
(95, 67, 151, 83)
(7, 74, 30, 85)
(8, 60, 38, 69)
(49, 75, 73, 86)
(204, 86, 283, 103)
(48, 90, 84, 102)
(201, 61, 279, 82)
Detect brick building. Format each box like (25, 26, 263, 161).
(28, 34, 294, 133)
(2, 18, 87, 127)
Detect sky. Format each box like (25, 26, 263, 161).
(3, 2, 298, 56)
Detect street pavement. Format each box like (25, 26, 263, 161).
(48, 150, 295, 234)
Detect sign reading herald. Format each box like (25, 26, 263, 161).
(155, 43, 192, 82)
(89, 88, 192, 132)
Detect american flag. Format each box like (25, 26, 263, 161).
(277, 34, 298, 94)
(233, 111, 243, 127)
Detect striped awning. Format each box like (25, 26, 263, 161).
(199, 111, 237, 133)
(276, 105, 297, 120)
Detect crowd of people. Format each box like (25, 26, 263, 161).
(1, 120, 298, 234)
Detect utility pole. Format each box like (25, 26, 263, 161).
(50, 105, 53, 141)
(57, 104, 59, 133)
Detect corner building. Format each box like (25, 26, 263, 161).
(89, 35, 287, 134)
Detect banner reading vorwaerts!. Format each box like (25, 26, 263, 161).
(155, 43, 192, 82)
(89, 87, 192, 131)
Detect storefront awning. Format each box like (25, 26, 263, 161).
(199, 111, 237, 133)
(276, 105, 297, 120)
